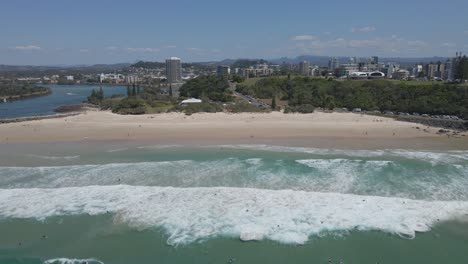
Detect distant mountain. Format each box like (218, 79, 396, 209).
(0, 63, 130, 73)
(269, 55, 450, 67)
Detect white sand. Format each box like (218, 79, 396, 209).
(0, 111, 466, 148)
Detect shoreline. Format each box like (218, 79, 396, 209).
(0, 111, 467, 149)
(0, 89, 51, 102)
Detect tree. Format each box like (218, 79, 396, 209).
(98, 87, 104, 101)
(455, 55, 468, 80)
(169, 84, 173, 97)
(132, 86, 136, 97)
(137, 84, 141, 94)
(271, 95, 277, 110)
(127, 85, 131, 97)
(179, 76, 233, 102)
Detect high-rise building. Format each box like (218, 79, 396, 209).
(281, 62, 294, 71)
(298, 61, 310, 75)
(426, 64, 438, 79)
(166, 57, 182, 83)
(436, 63, 446, 79)
(217, 65, 231, 77)
(328, 57, 339, 72)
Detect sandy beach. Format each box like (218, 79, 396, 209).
(0, 111, 466, 149)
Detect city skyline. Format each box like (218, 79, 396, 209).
(1, 0, 468, 65)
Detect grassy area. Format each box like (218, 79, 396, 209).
(242, 77, 264, 87)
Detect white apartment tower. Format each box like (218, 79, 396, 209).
(166, 57, 182, 83)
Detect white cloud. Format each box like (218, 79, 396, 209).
(351, 26, 376, 33)
(12, 45, 41, 51)
(186, 47, 202, 51)
(106, 46, 118, 51)
(289, 35, 431, 55)
(79, 49, 89, 53)
(348, 39, 380, 48)
(407, 40, 428, 47)
(126, 47, 159, 53)
(211, 48, 221, 53)
(291, 35, 316, 41)
(441, 42, 456, 48)
(165, 45, 177, 48)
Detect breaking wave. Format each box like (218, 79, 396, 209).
(44, 258, 104, 264)
(1, 185, 468, 246)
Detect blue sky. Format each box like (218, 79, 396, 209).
(1, 0, 467, 65)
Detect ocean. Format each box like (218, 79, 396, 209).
(0, 143, 467, 264)
(0, 85, 127, 119)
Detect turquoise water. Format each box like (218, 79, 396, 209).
(0, 144, 467, 263)
(0, 84, 127, 119)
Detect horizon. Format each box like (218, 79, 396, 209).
(0, 55, 459, 68)
(1, 0, 467, 65)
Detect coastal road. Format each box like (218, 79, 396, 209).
(229, 81, 269, 108)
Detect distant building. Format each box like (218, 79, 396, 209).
(254, 63, 269, 69)
(412, 65, 423, 76)
(349, 72, 369, 79)
(328, 57, 339, 72)
(337, 63, 359, 77)
(65, 75, 74, 81)
(310, 66, 321, 77)
(166, 57, 182, 83)
(392, 69, 410, 80)
(426, 64, 439, 79)
(125, 75, 139, 84)
(298, 61, 310, 75)
(383, 63, 397, 79)
(281, 62, 294, 71)
(217, 65, 231, 77)
(239, 67, 273, 78)
(367, 71, 385, 79)
(99, 73, 124, 83)
(436, 63, 446, 79)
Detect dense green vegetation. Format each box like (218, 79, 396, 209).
(455, 55, 468, 80)
(172, 102, 223, 115)
(237, 77, 468, 117)
(0, 84, 50, 98)
(231, 59, 269, 69)
(179, 76, 234, 102)
(225, 100, 271, 113)
(87, 87, 104, 105)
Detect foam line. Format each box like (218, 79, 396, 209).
(1, 185, 467, 246)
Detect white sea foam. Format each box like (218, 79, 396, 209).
(137, 145, 183, 150)
(27, 155, 80, 161)
(44, 258, 104, 264)
(106, 148, 128, 153)
(389, 150, 468, 165)
(1, 185, 468, 246)
(245, 158, 262, 166)
(217, 144, 468, 164)
(1, 158, 467, 200)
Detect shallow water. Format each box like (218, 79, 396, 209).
(0, 84, 127, 119)
(0, 144, 467, 263)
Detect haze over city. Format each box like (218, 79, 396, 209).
(1, 0, 468, 65)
